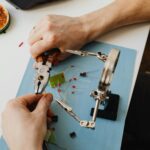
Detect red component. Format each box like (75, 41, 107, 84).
(73, 77, 77, 81)
(72, 85, 76, 89)
(19, 42, 24, 47)
(58, 83, 61, 87)
(57, 89, 62, 93)
(53, 61, 59, 66)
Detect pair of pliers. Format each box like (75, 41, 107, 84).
(33, 49, 60, 94)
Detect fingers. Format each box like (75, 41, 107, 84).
(34, 94, 53, 115)
(28, 30, 43, 46)
(16, 94, 43, 106)
(30, 38, 56, 58)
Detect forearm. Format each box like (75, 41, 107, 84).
(80, 0, 150, 42)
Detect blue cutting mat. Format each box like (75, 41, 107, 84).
(0, 41, 136, 150)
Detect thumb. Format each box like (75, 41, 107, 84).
(34, 94, 53, 115)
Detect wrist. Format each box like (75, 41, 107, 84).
(79, 2, 120, 42)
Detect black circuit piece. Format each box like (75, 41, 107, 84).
(80, 72, 87, 77)
(90, 93, 120, 121)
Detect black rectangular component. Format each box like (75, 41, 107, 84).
(90, 93, 120, 121)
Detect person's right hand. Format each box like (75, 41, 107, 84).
(28, 15, 88, 61)
(2, 94, 53, 150)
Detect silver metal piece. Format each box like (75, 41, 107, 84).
(80, 120, 95, 128)
(55, 99, 81, 123)
(55, 98, 96, 128)
(34, 61, 52, 94)
(91, 49, 120, 123)
(65, 49, 107, 62)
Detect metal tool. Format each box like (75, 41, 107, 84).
(34, 49, 60, 94)
(33, 48, 120, 129)
(55, 98, 95, 128)
(64, 48, 120, 128)
(34, 60, 52, 94)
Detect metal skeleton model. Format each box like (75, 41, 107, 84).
(34, 48, 120, 129)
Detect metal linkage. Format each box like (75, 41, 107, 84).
(65, 49, 107, 62)
(55, 98, 95, 128)
(90, 49, 120, 123)
(65, 48, 120, 128)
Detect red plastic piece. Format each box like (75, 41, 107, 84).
(19, 42, 24, 47)
(73, 77, 77, 81)
(72, 85, 76, 89)
(57, 89, 62, 93)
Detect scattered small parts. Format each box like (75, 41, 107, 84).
(18, 41, 24, 47)
(70, 65, 75, 68)
(73, 77, 77, 81)
(71, 91, 75, 94)
(57, 83, 61, 87)
(69, 132, 76, 138)
(57, 89, 62, 93)
(51, 115, 58, 122)
(49, 72, 65, 88)
(80, 72, 87, 77)
(72, 85, 76, 89)
(0, 4, 10, 33)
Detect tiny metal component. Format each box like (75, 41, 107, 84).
(80, 120, 95, 128)
(69, 132, 76, 138)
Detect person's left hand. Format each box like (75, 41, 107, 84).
(2, 93, 53, 150)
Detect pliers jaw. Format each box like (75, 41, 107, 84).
(34, 61, 52, 94)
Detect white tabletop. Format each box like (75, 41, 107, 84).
(0, 0, 149, 134)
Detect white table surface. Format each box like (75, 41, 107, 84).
(0, 0, 149, 135)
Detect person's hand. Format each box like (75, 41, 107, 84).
(28, 15, 88, 61)
(2, 94, 53, 150)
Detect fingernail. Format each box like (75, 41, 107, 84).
(42, 93, 53, 101)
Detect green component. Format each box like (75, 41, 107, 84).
(49, 72, 65, 88)
(48, 131, 56, 144)
(44, 129, 56, 144)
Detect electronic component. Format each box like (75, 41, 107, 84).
(49, 72, 65, 88)
(69, 132, 77, 138)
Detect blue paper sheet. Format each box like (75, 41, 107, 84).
(0, 42, 136, 150)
